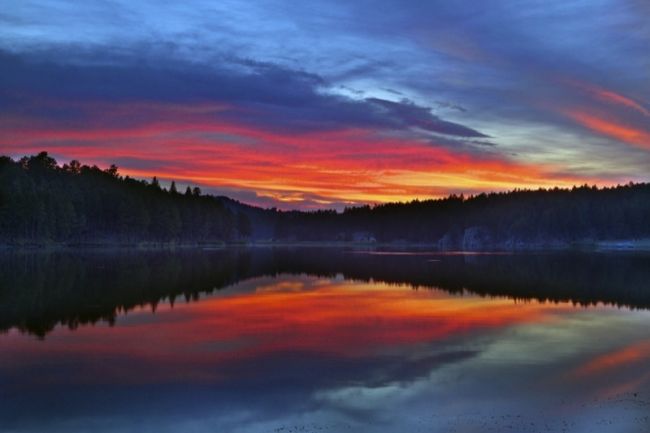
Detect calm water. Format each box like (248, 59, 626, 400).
(1, 248, 649, 433)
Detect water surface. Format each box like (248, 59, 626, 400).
(1, 248, 649, 432)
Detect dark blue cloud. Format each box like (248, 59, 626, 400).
(0, 50, 486, 138)
(366, 98, 487, 137)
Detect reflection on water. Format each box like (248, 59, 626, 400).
(1, 248, 649, 432)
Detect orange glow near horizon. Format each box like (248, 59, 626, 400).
(0, 102, 612, 208)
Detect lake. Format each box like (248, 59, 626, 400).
(1, 248, 649, 432)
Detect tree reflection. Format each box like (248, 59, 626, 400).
(0, 248, 648, 337)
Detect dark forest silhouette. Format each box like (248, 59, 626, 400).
(1, 248, 649, 337)
(0, 152, 249, 244)
(261, 183, 650, 248)
(1, 152, 649, 247)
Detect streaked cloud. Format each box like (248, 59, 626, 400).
(563, 109, 650, 150)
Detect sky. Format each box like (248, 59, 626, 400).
(0, 0, 648, 209)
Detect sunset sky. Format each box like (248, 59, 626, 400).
(1, 1, 649, 209)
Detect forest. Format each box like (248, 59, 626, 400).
(0, 152, 250, 244)
(1, 152, 649, 247)
(264, 182, 650, 248)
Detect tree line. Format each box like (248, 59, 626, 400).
(241, 181, 650, 248)
(1, 152, 649, 247)
(0, 152, 251, 245)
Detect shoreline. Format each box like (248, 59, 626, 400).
(1, 239, 650, 252)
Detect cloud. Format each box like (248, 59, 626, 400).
(567, 80, 650, 117)
(365, 98, 486, 137)
(435, 100, 467, 112)
(562, 109, 650, 150)
(0, 50, 486, 138)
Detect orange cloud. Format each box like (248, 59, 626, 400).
(0, 101, 607, 208)
(569, 81, 650, 117)
(563, 109, 650, 150)
(592, 89, 650, 117)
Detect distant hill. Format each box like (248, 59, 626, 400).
(1, 152, 649, 248)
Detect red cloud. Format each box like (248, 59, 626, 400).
(562, 109, 650, 151)
(1, 101, 607, 208)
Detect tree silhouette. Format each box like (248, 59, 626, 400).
(1, 152, 649, 247)
(105, 164, 119, 177)
(0, 153, 236, 245)
(237, 212, 252, 239)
